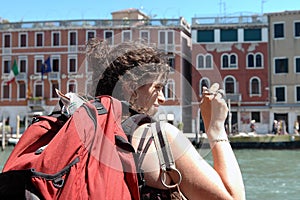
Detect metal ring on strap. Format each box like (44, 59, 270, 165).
(160, 166, 182, 189)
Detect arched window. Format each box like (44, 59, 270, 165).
(222, 53, 237, 69)
(224, 76, 236, 93)
(197, 54, 204, 69)
(197, 54, 213, 69)
(205, 54, 213, 68)
(164, 79, 175, 100)
(256, 54, 262, 67)
(222, 54, 229, 68)
(230, 54, 237, 67)
(247, 54, 254, 67)
(247, 53, 263, 68)
(250, 77, 261, 96)
(199, 78, 210, 96)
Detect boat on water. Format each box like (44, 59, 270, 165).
(188, 133, 300, 149)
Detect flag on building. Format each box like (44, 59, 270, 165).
(6, 59, 19, 85)
(41, 57, 52, 80)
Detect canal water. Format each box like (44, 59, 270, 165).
(1, 146, 299, 200)
(202, 149, 300, 200)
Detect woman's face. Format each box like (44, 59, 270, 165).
(133, 82, 165, 116)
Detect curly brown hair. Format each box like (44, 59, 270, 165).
(86, 38, 170, 100)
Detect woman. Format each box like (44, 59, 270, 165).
(86, 39, 245, 200)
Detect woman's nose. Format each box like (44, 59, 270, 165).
(158, 90, 165, 104)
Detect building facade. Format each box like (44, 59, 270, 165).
(267, 10, 300, 134)
(0, 9, 192, 133)
(1, 9, 300, 135)
(191, 14, 270, 134)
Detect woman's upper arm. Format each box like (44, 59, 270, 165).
(163, 123, 233, 199)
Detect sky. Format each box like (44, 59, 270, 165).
(0, 0, 299, 24)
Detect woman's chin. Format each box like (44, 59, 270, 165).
(146, 107, 158, 116)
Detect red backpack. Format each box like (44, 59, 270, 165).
(0, 95, 140, 200)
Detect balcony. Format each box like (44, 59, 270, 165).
(48, 72, 60, 80)
(27, 97, 45, 107)
(15, 73, 26, 81)
(3, 47, 12, 55)
(68, 45, 77, 52)
(158, 44, 175, 53)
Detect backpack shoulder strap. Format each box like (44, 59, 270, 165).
(150, 121, 182, 189)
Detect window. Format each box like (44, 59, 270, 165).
(224, 76, 235, 93)
(3, 59, 11, 74)
(244, 29, 262, 41)
(199, 78, 210, 96)
(87, 30, 96, 42)
(274, 23, 284, 38)
(248, 54, 254, 67)
(221, 54, 237, 69)
(295, 57, 300, 73)
(35, 57, 44, 73)
(36, 33, 43, 47)
(164, 79, 175, 100)
(158, 30, 174, 51)
(18, 82, 26, 99)
(250, 77, 261, 96)
(197, 30, 214, 42)
(294, 22, 300, 37)
(19, 33, 27, 47)
(69, 31, 77, 46)
(4, 34, 11, 48)
(220, 29, 238, 42)
(296, 86, 300, 102)
(140, 31, 150, 44)
(251, 112, 261, 123)
(104, 31, 113, 45)
(275, 86, 286, 102)
(197, 54, 213, 69)
(256, 54, 262, 67)
(51, 82, 59, 99)
(52, 58, 60, 72)
(19, 58, 27, 73)
(2, 83, 10, 99)
(68, 80, 77, 93)
(274, 58, 288, 74)
(68, 57, 77, 73)
(168, 56, 175, 72)
(122, 30, 131, 42)
(34, 81, 43, 97)
(52, 32, 60, 46)
(247, 53, 263, 68)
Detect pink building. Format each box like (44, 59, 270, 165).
(0, 9, 192, 132)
